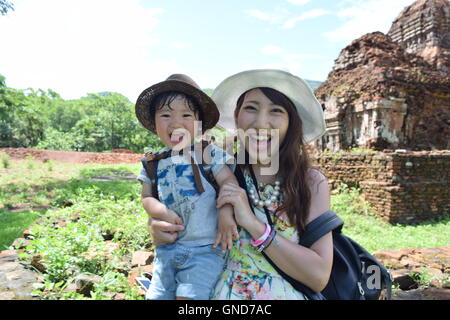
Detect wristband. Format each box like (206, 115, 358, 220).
(263, 230, 277, 251)
(250, 223, 271, 246)
(257, 228, 276, 252)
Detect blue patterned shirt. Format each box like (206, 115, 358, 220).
(138, 143, 235, 247)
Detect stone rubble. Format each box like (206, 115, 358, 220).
(1, 242, 448, 300)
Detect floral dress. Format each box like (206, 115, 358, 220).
(211, 172, 307, 300)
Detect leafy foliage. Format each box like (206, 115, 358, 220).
(0, 0, 14, 15)
(1, 159, 449, 299)
(0, 75, 163, 153)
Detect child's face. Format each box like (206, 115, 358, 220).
(155, 95, 199, 150)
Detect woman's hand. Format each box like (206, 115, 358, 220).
(148, 217, 185, 246)
(216, 182, 257, 230)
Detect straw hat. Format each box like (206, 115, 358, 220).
(212, 69, 326, 144)
(135, 74, 220, 133)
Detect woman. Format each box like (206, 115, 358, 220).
(148, 69, 333, 300)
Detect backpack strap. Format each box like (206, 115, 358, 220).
(235, 164, 250, 205)
(141, 152, 162, 199)
(234, 164, 325, 300)
(299, 210, 344, 248)
(189, 154, 205, 194)
(142, 141, 221, 199)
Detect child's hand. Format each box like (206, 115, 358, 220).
(166, 209, 183, 227)
(147, 217, 184, 246)
(214, 206, 239, 253)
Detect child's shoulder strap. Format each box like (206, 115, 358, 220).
(141, 151, 167, 200)
(142, 145, 213, 198)
(197, 140, 219, 193)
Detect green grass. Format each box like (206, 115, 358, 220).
(1, 157, 449, 299)
(0, 210, 41, 250)
(331, 183, 450, 253)
(0, 158, 146, 300)
(0, 159, 141, 210)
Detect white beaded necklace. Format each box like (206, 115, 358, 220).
(249, 180, 282, 209)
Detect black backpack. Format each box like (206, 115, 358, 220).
(234, 165, 393, 300)
(299, 211, 393, 300)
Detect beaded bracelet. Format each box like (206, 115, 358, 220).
(250, 223, 271, 247)
(257, 228, 277, 252)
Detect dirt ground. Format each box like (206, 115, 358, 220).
(0, 148, 143, 164)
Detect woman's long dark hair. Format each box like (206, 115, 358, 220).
(236, 87, 313, 236)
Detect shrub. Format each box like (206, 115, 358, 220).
(1, 152, 10, 168)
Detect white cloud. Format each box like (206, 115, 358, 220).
(246, 6, 328, 29)
(323, 0, 413, 43)
(244, 9, 286, 25)
(245, 9, 270, 20)
(241, 63, 291, 75)
(283, 9, 330, 29)
(281, 53, 324, 75)
(287, 0, 311, 6)
(261, 45, 283, 55)
(170, 42, 192, 49)
(250, 46, 324, 77)
(0, 0, 176, 101)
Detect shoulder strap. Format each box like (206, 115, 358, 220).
(141, 154, 160, 199)
(144, 142, 222, 199)
(299, 210, 344, 248)
(235, 164, 252, 207)
(197, 140, 219, 193)
(234, 162, 325, 300)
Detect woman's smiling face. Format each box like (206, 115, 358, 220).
(235, 88, 289, 165)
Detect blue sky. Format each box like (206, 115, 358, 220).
(0, 0, 414, 102)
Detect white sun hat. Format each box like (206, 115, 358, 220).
(212, 69, 326, 144)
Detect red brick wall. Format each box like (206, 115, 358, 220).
(312, 150, 450, 224)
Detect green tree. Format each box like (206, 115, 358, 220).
(0, 75, 163, 153)
(0, 0, 14, 15)
(0, 77, 47, 148)
(65, 92, 162, 153)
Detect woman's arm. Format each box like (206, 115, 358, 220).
(257, 170, 333, 292)
(216, 169, 333, 293)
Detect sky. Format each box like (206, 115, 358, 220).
(0, 0, 415, 102)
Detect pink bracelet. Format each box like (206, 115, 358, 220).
(251, 223, 271, 246)
(257, 228, 277, 252)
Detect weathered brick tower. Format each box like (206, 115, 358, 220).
(388, 0, 450, 71)
(315, 0, 450, 152)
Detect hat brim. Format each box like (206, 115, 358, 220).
(135, 80, 220, 133)
(211, 69, 326, 144)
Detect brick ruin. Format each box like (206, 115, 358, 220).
(314, 0, 450, 152)
(311, 0, 450, 224)
(312, 150, 450, 224)
(388, 0, 450, 71)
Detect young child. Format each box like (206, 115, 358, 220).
(135, 74, 239, 300)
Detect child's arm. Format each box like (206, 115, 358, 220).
(212, 165, 240, 252)
(141, 182, 182, 225)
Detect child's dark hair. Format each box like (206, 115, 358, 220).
(148, 91, 203, 123)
